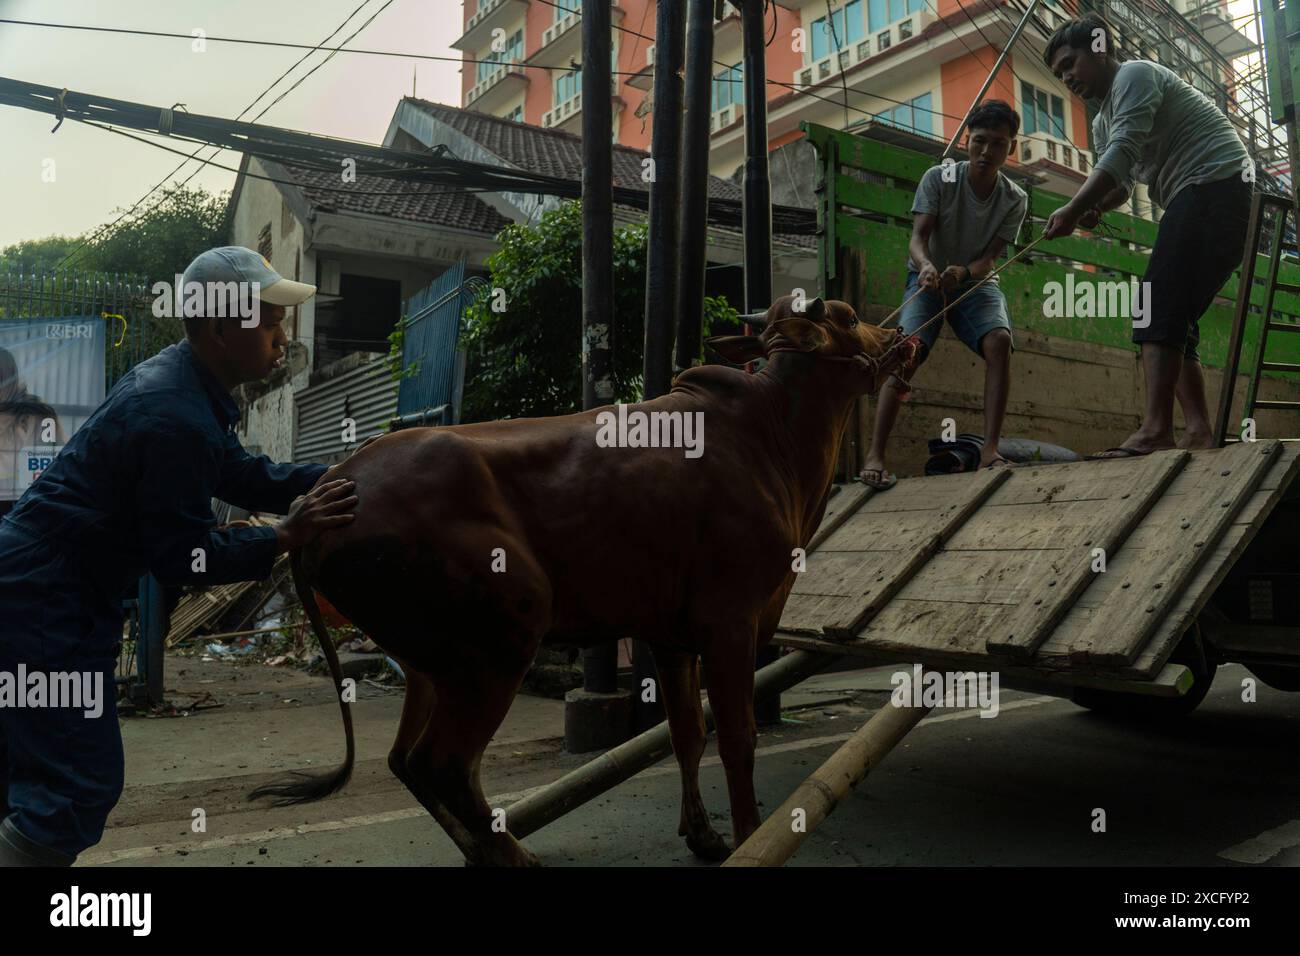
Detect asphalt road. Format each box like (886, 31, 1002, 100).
(82, 659, 1300, 867)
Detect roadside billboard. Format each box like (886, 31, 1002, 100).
(0, 317, 106, 500)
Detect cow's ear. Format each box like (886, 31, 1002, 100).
(706, 334, 764, 365)
(801, 296, 827, 321)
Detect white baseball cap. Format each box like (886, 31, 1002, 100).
(181, 246, 316, 307)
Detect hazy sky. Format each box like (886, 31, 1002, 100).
(0, 0, 464, 250)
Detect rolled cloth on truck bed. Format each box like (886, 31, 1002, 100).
(924, 434, 1081, 475)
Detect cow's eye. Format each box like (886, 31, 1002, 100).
(848, 316, 859, 328)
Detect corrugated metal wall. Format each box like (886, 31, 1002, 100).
(293, 354, 397, 463)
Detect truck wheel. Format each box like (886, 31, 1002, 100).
(1246, 665, 1300, 692)
(1072, 624, 1217, 719)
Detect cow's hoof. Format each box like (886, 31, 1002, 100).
(686, 829, 731, 862)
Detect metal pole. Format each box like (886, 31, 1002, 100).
(644, 0, 684, 398)
(635, 0, 687, 732)
(738, 0, 780, 725)
(739, 0, 772, 315)
(675, 0, 716, 372)
(581, 0, 618, 696)
(507, 649, 833, 839)
(941, 0, 1044, 159)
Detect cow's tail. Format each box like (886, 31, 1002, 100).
(247, 547, 356, 806)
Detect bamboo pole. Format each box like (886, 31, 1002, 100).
(723, 694, 932, 867)
(507, 649, 833, 839)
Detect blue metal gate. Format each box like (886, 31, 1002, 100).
(396, 260, 481, 427)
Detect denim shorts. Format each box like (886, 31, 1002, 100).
(898, 270, 1014, 360)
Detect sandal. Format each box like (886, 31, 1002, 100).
(858, 468, 898, 490)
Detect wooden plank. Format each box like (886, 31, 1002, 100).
(1119, 441, 1300, 676)
(1068, 440, 1282, 666)
(986, 449, 1190, 661)
(807, 481, 873, 551)
(772, 631, 1193, 697)
(846, 467, 1018, 514)
(820, 468, 1011, 638)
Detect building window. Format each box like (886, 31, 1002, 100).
(898, 20, 913, 40)
(554, 68, 580, 107)
(477, 29, 524, 84)
(503, 104, 524, 123)
(553, 0, 578, 21)
(712, 63, 743, 112)
(877, 92, 934, 135)
(1021, 80, 1066, 138)
(877, 31, 890, 51)
(811, 0, 864, 62)
(1079, 152, 1089, 173)
(868, 0, 925, 33)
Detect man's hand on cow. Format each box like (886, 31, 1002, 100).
(275, 479, 358, 553)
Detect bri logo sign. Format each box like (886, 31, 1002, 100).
(20, 446, 60, 491)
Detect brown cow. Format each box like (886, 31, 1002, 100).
(251, 294, 906, 865)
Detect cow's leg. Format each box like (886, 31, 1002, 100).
(403, 650, 541, 867)
(702, 637, 761, 848)
(654, 648, 729, 861)
(386, 657, 430, 784)
(387, 665, 488, 858)
(383, 663, 483, 854)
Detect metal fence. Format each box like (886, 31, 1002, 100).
(397, 260, 484, 427)
(0, 268, 164, 386)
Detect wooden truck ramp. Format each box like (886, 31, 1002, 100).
(718, 439, 1300, 865)
(775, 439, 1300, 683)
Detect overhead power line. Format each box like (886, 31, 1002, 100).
(55, 0, 395, 271)
(0, 75, 820, 237)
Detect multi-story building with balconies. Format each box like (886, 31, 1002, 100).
(454, 0, 1265, 217)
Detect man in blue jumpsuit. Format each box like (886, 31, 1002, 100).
(0, 246, 358, 865)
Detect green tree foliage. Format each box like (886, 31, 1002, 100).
(459, 201, 738, 422)
(1, 185, 229, 281)
(0, 236, 80, 275)
(78, 184, 230, 280)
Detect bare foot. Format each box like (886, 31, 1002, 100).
(1110, 428, 1177, 455)
(1178, 428, 1215, 450)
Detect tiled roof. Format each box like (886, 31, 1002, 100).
(404, 97, 746, 203)
(275, 161, 514, 236)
